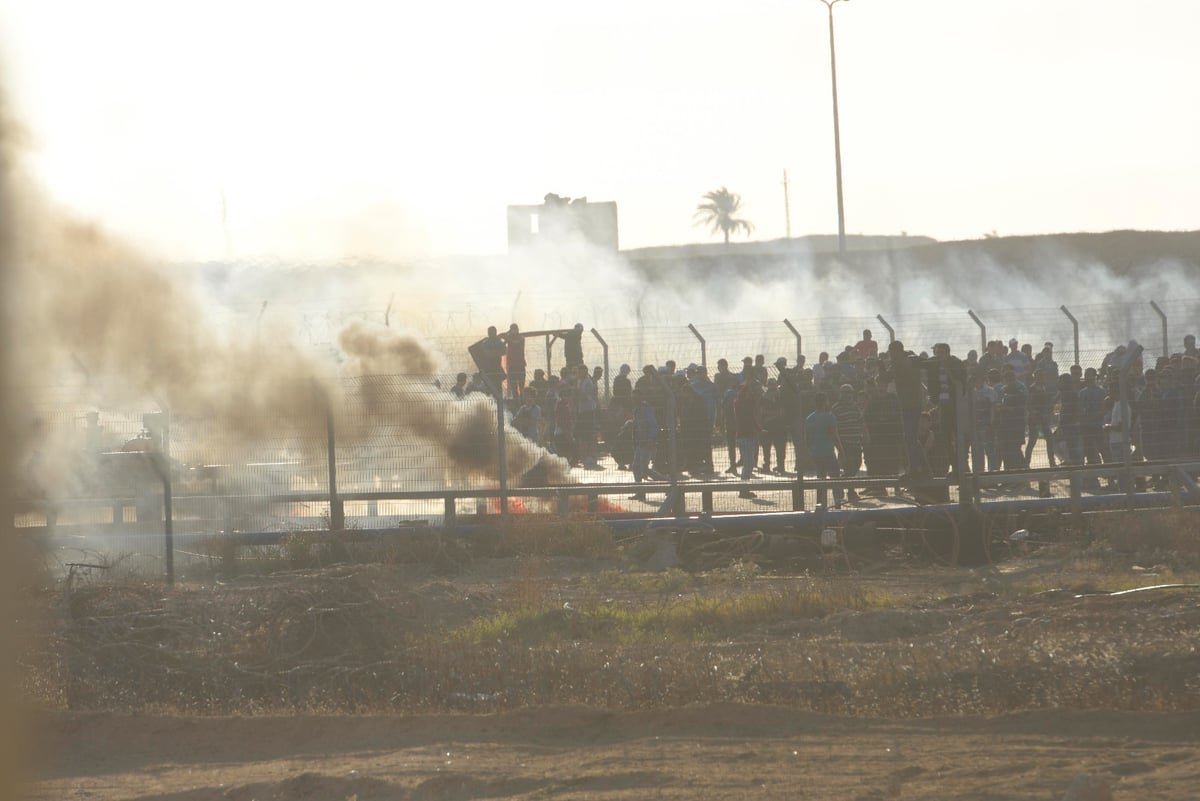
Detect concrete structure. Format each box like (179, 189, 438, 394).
(507, 193, 619, 252)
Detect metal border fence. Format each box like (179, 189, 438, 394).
(17, 299, 1200, 583)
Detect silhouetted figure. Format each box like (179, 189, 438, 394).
(468, 326, 506, 397)
(563, 323, 585, 368)
(923, 342, 965, 475)
(574, 364, 600, 469)
(504, 323, 526, 400)
(886, 340, 931, 480)
(863, 378, 903, 483)
(805, 392, 843, 507)
(854, 329, 878, 360)
(733, 375, 763, 499)
(832, 383, 866, 503)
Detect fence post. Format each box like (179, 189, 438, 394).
(590, 328, 611, 402)
(782, 318, 803, 364)
(1119, 343, 1142, 507)
(326, 407, 344, 531)
(687, 323, 707, 372)
(152, 453, 174, 588)
(967, 310, 986, 354)
(544, 333, 553, 375)
(876, 314, 895, 343)
(1150, 301, 1168, 359)
(653, 371, 682, 517)
(954, 379, 973, 505)
(1060, 305, 1080, 367)
(491, 380, 509, 520)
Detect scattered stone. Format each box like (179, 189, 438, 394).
(1108, 759, 1152, 776)
(628, 529, 680, 571)
(1061, 773, 1113, 801)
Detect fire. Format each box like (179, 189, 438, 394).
(480, 496, 628, 516)
(596, 498, 628, 514)
(486, 497, 531, 514)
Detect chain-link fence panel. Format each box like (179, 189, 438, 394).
(686, 322, 796, 370)
(1155, 298, 1200, 358)
(883, 311, 981, 357)
(18, 298, 1200, 582)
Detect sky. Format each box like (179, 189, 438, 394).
(1, 0, 1197, 262)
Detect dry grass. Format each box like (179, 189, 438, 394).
(17, 510, 1200, 717)
(493, 515, 620, 560)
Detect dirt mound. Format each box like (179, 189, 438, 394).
(29, 705, 1200, 801)
(226, 772, 401, 801)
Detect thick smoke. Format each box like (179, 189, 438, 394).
(7, 169, 575, 496)
(1, 80, 32, 801)
(189, 227, 1199, 373)
(337, 320, 570, 486)
(6, 184, 342, 491)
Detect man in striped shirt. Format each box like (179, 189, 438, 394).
(832, 384, 867, 503)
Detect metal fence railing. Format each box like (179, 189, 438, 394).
(16, 299, 1200, 581)
(418, 300, 1200, 381)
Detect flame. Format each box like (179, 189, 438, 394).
(486, 497, 531, 514)
(476, 495, 629, 516)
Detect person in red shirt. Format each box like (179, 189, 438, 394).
(854, 329, 879, 360)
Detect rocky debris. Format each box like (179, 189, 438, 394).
(1061, 773, 1113, 801)
(627, 529, 680, 571)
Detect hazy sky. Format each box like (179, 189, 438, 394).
(2, 0, 1197, 261)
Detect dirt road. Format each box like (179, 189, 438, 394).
(28, 704, 1200, 800)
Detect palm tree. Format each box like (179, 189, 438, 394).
(693, 187, 754, 244)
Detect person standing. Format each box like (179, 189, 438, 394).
(712, 358, 737, 438)
(503, 323, 526, 400)
(1024, 367, 1058, 467)
(511, 391, 541, 441)
(562, 323, 585, 368)
(776, 360, 803, 476)
(721, 380, 740, 475)
(608, 364, 634, 453)
(1104, 381, 1133, 492)
(1056, 373, 1082, 465)
(1034, 342, 1059, 380)
(629, 389, 662, 501)
(470, 326, 507, 396)
(753, 354, 769, 386)
(759, 377, 786, 475)
(612, 364, 633, 414)
(969, 371, 998, 474)
(574, 364, 600, 469)
(924, 342, 965, 475)
(832, 384, 866, 503)
(552, 383, 576, 465)
(1078, 367, 1107, 490)
(733, 375, 763, 499)
(806, 393, 844, 507)
(1006, 337, 1032, 383)
(854, 329, 878, 360)
(887, 341, 931, 480)
(995, 368, 1028, 474)
(688, 365, 717, 477)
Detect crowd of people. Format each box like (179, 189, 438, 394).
(450, 324, 1200, 502)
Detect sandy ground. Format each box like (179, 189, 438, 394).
(26, 704, 1200, 800)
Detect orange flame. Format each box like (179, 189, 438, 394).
(486, 497, 531, 514)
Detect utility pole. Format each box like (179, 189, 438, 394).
(819, 0, 849, 254)
(782, 169, 792, 239)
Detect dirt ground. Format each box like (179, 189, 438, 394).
(25, 704, 1200, 801)
(18, 512, 1200, 801)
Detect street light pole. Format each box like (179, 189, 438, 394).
(820, 0, 848, 254)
